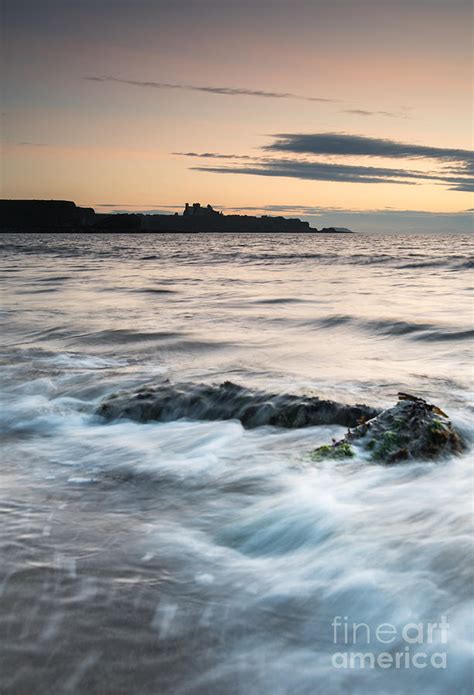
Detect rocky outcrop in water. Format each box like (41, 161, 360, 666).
(312, 393, 465, 463)
(96, 381, 378, 429)
(97, 384, 465, 463)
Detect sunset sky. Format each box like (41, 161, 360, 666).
(1, 0, 473, 232)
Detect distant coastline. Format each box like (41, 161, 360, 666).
(0, 200, 353, 234)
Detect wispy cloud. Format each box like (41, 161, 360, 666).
(191, 161, 412, 185)
(226, 204, 474, 218)
(265, 132, 474, 162)
(449, 181, 474, 192)
(342, 109, 409, 119)
(95, 203, 179, 209)
(184, 132, 473, 191)
(172, 151, 256, 160)
(86, 77, 413, 117)
(191, 159, 474, 188)
(85, 76, 336, 103)
(445, 160, 474, 189)
(16, 141, 51, 147)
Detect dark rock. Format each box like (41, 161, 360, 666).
(312, 393, 465, 464)
(96, 380, 379, 429)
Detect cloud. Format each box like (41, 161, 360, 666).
(265, 132, 474, 163)
(227, 204, 335, 214)
(342, 110, 408, 119)
(449, 181, 474, 192)
(192, 162, 411, 185)
(16, 141, 51, 147)
(191, 158, 473, 188)
(85, 76, 336, 103)
(231, 204, 473, 217)
(184, 132, 473, 191)
(87, 77, 415, 118)
(172, 151, 256, 160)
(449, 162, 474, 174)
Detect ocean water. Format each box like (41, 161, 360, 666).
(0, 232, 473, 695)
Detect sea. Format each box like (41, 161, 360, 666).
(0, 232, 473, 695)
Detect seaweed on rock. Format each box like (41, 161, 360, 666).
(312, 393, 465, 464)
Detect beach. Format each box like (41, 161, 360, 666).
(1, 231, 473, 694)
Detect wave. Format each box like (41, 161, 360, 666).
(253, 297, 310, 305)
(70, 329, 183, 345)
(35, 275, 72, 282)
(2, 235, 472, 275)
(303, 315, 473, 341)
(133, 287, 177, 294)
(453, 259, 474, 270)
(414, 328, 474, 342)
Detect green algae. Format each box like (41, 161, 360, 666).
(310, 396, 465, 465)
(311, 441, 354, 462)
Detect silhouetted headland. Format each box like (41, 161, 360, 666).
(0, 199, 353, 233)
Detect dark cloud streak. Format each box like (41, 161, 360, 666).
(342, 109, 408, 119)
(265, 132, 474, 163)
(85, 76, 336, 103)
(192, 160, 419, 185)
(449, 182, 474, 192)
(172, 151, 256, 160)
(184, 132, 473, 190)
(191, 158, 474, 189)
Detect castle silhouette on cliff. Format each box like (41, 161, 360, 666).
(0, 199, 352, 233)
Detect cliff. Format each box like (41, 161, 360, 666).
(0, 200, 95, 230)
(0, 200, 352, 233)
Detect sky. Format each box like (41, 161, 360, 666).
(1, 0, 473, 232)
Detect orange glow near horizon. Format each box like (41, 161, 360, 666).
(1, 0, 472, 224)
